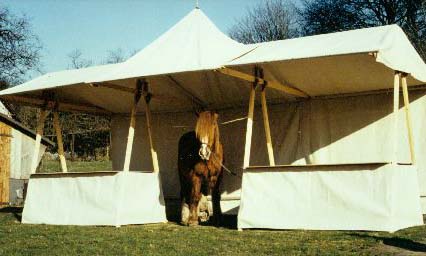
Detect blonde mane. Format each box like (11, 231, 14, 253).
(195, 111, 221, 154)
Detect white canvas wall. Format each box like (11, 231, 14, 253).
(0, 101, 46, 180)
(111, 90, 426, 211)
(10, 129, 47, 179)
(238, 164, 423, 232)
(22, 172, 167, 226)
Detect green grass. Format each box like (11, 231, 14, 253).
(0, 208, 426, 255)
(10, 161, 426, 254)
(38, 160, 112, 173)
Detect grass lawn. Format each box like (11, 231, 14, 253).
(7, 160, 426, 255)
(38, 160, 112, 173)
(1, 208, 426, 255)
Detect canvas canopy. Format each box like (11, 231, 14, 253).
(227, 24, 426, 96)
(3, 7, 425, 230)
(0, 9, 425, 114)
(0, 9, 257, 113)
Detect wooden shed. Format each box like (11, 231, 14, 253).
(0, 105, 53, 205)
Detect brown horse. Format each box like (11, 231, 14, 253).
(178, 111, 224, 226)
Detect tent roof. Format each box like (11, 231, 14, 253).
(0, 8, 262, 114)
(93, 8, 252, 82)
(0, 9, 425, 114)
(0, 63, 119, 96)
(225, 25, 426, 96)
(229, 25, 426, 81)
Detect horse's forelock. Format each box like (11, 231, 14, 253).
(195, 111, 220, 149)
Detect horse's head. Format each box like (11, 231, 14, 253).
(195, 111, 220, 161)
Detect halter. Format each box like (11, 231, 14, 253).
(199, 142, 212, 160)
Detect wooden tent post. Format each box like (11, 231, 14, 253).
(259, 68, 275, 166)
(31, 108, 50, 174)
(243, 68, 259, 169)
(392, 72, 400, 164)
(261, 89, 275, 166)
(401, 74, 416, 164)
(142, 80, 160, 173)
(123, 81, 143, 172)
(53, 110, 68, 172)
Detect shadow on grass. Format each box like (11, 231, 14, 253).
(0, 207, 23, 222)
(204, 215, 237, 229)
(167, 214, 238, 229)
(350, 233, 426, 252)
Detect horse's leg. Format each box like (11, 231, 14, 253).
(180, 182, 190, 225)
(211, 171, 223, 226)
(188, 173, 202, 226)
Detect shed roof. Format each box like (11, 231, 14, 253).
(0, 112, 54, 146)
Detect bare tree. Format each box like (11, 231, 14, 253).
(64, 48, 112, 160)
(68, 49, 93, 69)
(104, 48, 126, 64)
(299, 0, 426, 59)
(229, 0, 299, 44)
(0, 5, 41, 85)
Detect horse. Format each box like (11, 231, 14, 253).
(178, 111, 224, 226)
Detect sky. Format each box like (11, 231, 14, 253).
(3, 0, 293, 77)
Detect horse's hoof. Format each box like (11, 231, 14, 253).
(188, 220, 199, 226)
(181, 203, 190, 225)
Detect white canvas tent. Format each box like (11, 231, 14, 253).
(0, 8, 425, 231)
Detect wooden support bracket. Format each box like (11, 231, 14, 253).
(142, 81, 160, 173)
(259, 68, 276, 166)
(401, 73, 416, 164)
(123, 81, 143, 172)
(243, 68, 259, 169)
(31, 107, 51, 174)
(53, 108, 68, 173)
(392, 72, 400, 164)
(90, 82, 136, 94)
(216, 67, 309, 98)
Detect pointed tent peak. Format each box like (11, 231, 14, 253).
(94, 8, 253, 82)
(126, 7, 246, 61)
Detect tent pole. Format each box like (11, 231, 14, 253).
(30, 108, 50, 174)
(53, 110, 68, 173)
(261, 89, 275, 166)
(392, 72, 400, 164)
(123, 81, 143, 172)
(243, 68, 259, 169)
(143, 81, 160, 173)
(259, 68, 275, 166)
(401, 74, 416, 164)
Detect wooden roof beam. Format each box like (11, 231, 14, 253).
(90, 82, 135, 94)
(0, 95, 111, 115)
(216, 67, 309, 98)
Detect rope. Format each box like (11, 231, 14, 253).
(210, 151, 242, 179)
(172, 116, 248, 129)
(220, 117, 248, 125)
(221, 162, 242, 179)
